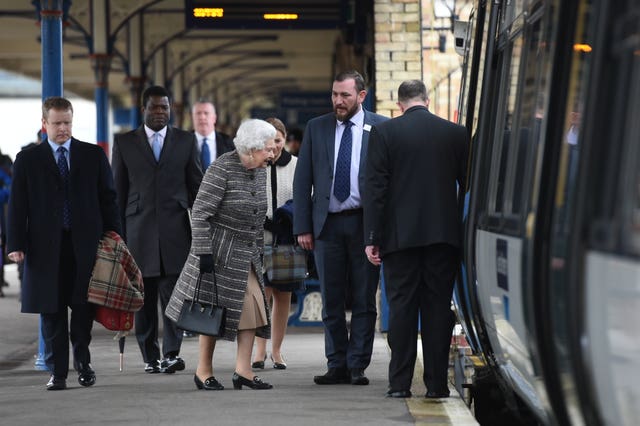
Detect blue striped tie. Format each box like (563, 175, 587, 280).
(57, 146, 71, 229)
(333, 121, 353, 202)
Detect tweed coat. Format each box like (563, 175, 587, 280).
(166, 151, 270, 341)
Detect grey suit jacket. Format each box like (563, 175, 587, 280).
(112, 126, 203, 277)
(293, 109, 388, 238)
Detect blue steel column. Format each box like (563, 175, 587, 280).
(91, 0, 111, 155)
(36, 0, 68, 371)
(127, 13, 144, 128)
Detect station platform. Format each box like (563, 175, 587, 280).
(0, 264, 477, 425)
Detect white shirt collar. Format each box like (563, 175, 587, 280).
(144, 125, 167, 140)
(337, 107, 364, 128)
(195, 131, 216, 145)
(47, 138, 71, 154)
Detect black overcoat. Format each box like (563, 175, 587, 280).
(7, 140, 121, 313)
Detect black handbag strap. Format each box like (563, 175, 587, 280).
(192, 265, 219, 307)
(270, 164, 279, 248)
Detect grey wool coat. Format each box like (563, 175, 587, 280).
(166, 151, 271, 341)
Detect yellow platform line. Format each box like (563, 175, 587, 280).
(397, 336, 479, 425)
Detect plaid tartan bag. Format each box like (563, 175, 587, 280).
(264, 243, 308, 284)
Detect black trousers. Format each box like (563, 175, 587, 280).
(41, 231, 94, 379)
(383, 244, 458, 393)
(135, 274, 182, 363)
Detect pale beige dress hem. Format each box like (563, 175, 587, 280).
(237, 267, 268, 330)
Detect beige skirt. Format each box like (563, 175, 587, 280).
(238, 267, 268, 330)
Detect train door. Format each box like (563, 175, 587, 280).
(548, 0, 640, 424)
(463, 0, 566, 423)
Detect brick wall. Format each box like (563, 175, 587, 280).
(374, 0, 473, 121)
(374, 0, 423, 118)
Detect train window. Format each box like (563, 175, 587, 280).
(510, 18, 547, 215)
(584, 5, 640, 259)
(616, 34, 640, 255)
(500, 0, 525, 32)
(487, 35, 523, 216)
(460, 7, 489, 135)
(457, 9, 477, 128)
(552, 5, 594, 245)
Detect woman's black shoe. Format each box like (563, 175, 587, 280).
(232, 372, 273, 390)
(251, 354, 267, 369)
(271, 355, 287, 370)
(194, 375, 224, 390)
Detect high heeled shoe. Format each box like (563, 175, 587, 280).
(251, 354, 267, 369)
(271, 354, 287, 370)
(232, 372, 273, 390)
(194, 375, 224, 390)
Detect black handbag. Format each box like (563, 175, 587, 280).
(176, 268, 226, 337)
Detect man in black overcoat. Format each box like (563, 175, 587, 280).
(363, 80, 469, 398)
(112, 86, 203, 374)
(7, 97, 121, 390)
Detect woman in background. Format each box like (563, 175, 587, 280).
(252, 117, 302, 370)
(166, 119, 276, 390)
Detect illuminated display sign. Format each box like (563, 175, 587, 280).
(185, 1, 340, 30)
(193, 8, 224, 18)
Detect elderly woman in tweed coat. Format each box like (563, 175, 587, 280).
(166, 119, 276, 391)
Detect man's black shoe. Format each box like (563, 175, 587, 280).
(144, 361, 161, 374)
(386, 389, 412, 398)
(160, 356, 185, 374)
(350, 368, 369, 385)
(46, 375, 67, 391)
(313, 367, 350, 385)
(425, 390, 450, 398)
(77, 363, 96, 387)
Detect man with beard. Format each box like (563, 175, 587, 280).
(293, 70, 388, 386)
(112, 85, 203, 374)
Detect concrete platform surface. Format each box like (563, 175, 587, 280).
(0, 264, 476, 425)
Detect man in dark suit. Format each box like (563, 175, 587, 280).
(191, 99, 235, 169)
(363, 80, 468, 399)
(293, 70, 388, 386)
(7, 97, 121, 390)
(112, 85, 203, 374)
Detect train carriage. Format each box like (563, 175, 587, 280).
(454, 0, 640, 424)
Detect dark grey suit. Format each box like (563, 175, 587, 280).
(112, 126, 203, 363)
(213, 131, 235, 158)
(363, 105, 468, 394)
(293, 109, 388, 371)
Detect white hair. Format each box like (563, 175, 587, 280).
(233, 119, 277, 154)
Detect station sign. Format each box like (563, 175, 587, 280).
(185, 1, 342, 30)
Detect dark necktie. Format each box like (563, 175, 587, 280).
(333, 120, 353, 202)
(201, 137, 211, 169)
(57, 146, 71, 229)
